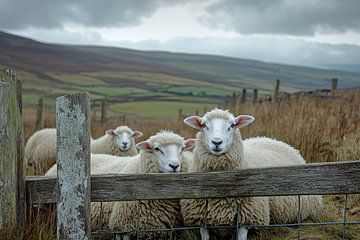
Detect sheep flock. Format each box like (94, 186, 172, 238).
(27, 109, 324, 240)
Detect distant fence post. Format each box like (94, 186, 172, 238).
(101, 100, 107, 123)
(273, 79, 280, 102)
(331, 78, 338, 96)
(240, 88, 247, 103)
(178, 108, 183, 121)
(252, 89, 258, 104)
(56, 93, 91, 240)
(0, 69, 26, 230)
(35, 98, 44, 131)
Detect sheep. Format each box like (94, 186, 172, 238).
(25, 126, 143, 175)
(45, 153, 138, 177)
(181, 109, 323, 240)
(181, 109, 270, 240)
(91, 126, 143, 156)
(243, 137, 323, 224)
(108, 131, 195, 239)
(25, 128, 57, 175)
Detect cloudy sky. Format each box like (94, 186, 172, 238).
(1, 0, 360, 70)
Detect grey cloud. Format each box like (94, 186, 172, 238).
(0, 0, 183, 30)
(200, 0, 360, 35)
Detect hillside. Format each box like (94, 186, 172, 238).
(1, 31, 360, 119)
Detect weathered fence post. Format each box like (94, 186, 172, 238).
(101, 100, 107, 123)
(273, 79, 280, 102)
(0, 69, 26, 230)
(35, 98, 44, 131)
(331, 78, 338, 96)
(56, 93, 91, 240)
(252, 89, 258, 104)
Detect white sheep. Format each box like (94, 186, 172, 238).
(91, 125, 143, 156)
(25, 128, 57, 175)
(181, 109, 323, 240)
(108, 131, 195, 239)
(243, 137, 323, 224)
(25, 126, 143, 175)
(181, 109, 270, 240)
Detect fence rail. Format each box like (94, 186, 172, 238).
(27, 160, 360, 204)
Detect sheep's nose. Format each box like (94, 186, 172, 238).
(169, 163, 179, 172)
(212, 139, 223, 147)
(122, 142, 128, 146)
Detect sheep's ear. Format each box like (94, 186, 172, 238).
(184, 139, 196, 151)
(132, 131, 144, 138)
(136, 141, 152, 152)
(233, 115, 255, 128)
(106, 130, 115, 136)
(184, 116, 203, 129)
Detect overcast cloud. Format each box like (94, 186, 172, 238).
(201, 0, 360, 35)
(0, 0, 188, 30)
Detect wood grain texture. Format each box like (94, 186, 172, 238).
(0, 69, 25, 229)
(56, 93, 91, 240)
(27, 160, 360, 204)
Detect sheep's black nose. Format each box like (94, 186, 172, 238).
(122, 142, 128, 146)
(212, 140, 223, 146)
(169, 163, 179, 172)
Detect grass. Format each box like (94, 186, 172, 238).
(83, 71, 208, 86)
(109, 100, 215, 119)
(79, 86, 149, 97)
(47, 72, 105, 86)
(165, 85, 233, 97)
(3, 89, 359, 240)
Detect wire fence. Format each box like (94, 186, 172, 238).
(91, 193, 360, 240)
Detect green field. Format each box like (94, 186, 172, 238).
(109, 101, 215, 119)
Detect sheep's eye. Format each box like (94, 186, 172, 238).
(203, 124, 209, 130)
(154, 147, 163, 153)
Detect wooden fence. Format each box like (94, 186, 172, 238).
(1, 70, 360, 240)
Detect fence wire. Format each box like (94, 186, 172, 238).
(91, 193, 360, 240)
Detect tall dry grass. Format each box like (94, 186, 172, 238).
(9, 89, 359, 240)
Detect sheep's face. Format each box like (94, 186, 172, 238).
(106, 130, 143, 151)
(184, 114, 254, 155)
(137, 139, 195, 173)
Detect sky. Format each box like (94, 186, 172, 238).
(1, 0, 360, 70)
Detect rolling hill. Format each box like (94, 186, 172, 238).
(1, 31, 360, 119)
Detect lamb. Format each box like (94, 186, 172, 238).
(181, 109, 323, 240)
(181, 109, 270, 240)
(108, 131, 195, 239)
(25, 126, 143, 175)
(243, 137, 323, 224)
(91, 125, 143, 156)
